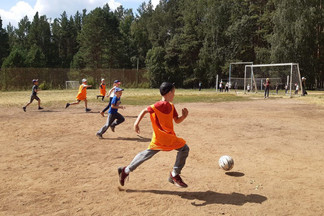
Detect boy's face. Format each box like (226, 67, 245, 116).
(34, 81, 38, 85)
(116, 91, 122, 97)
(169, 88, 175, 101)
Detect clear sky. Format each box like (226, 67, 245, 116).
(0, 0, 159, 28)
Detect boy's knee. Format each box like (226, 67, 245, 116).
(181, 144, 190, 153)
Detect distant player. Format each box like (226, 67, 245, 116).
(295, 83, 299, 95)
(65, 78, 92, 112)
(263, 78, 270, 98)
(97, 78, 106, 101)
(302, 77, 307, 96)
(23, 79, 43, 112)
(96, 87, 125, 139)
(100, 80, 122, 117)
(118, 82, 190, 188)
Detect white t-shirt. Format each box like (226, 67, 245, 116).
(109, 86, 116, 98)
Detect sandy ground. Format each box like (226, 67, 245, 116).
(0, 98, 323, 216)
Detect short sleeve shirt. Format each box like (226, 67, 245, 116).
(109, 96, 120, 114)
(147, 101, 178, 118)
(31, 85, 38, 96)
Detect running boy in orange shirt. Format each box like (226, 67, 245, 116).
(118, 82, 190, 188)
(65, 78, 92, 112)
(97, 78, 106, 101)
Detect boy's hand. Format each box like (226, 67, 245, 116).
(134, 124, 140, 133)
(182, 108, 188, 118)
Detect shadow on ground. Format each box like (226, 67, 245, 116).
(125, 189, 267, 206)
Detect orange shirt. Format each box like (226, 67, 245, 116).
(148, 102, 186, 151)
(76, 84, 87, 100)
(99, 83, 106, 96)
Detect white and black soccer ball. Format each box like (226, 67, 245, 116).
(219, 155, 234, 171)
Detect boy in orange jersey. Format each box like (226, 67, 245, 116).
(118, 82, 190, 188)
(97, 78, 106, 101)
(100, 80, 122, 117)
(65, 78, 92, 112)
(23, 79, 43, 112)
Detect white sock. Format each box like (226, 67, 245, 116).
(171, 170, 177, 177)
(125, 166, 130, 174)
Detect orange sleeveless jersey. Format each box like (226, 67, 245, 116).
(99, 83, 106, 96)
(148, 103, 186, 151)
(76, 84, 87, 100)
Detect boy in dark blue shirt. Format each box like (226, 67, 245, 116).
(23, 79, 43, 112)
(96, 88, 125, 139)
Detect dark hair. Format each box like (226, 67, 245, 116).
(160, 82, 175, 96)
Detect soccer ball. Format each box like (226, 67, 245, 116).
(219, 155, 234, 171)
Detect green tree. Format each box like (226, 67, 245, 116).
(0, 17, 9, 67)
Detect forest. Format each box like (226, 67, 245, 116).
(0, 0, 323, 89)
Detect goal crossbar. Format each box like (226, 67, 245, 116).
(244, 63, 302, 97)
(229, 62, 253, 84)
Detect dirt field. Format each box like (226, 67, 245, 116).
(1, 98, 323, 215)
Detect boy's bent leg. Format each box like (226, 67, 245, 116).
(128, 149, 159, 172)
(118, 149, 159, 186)
(110, 113, 125, 128)
(173, 144, 190, 175)
(97, 113, 116, 136)
(168, 144, 190, 188)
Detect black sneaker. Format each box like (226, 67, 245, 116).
(168, 173, 188, 188)
(65, 103, 70, 109)
(111, 126, 115, 132)
(96, 133, 103, 139)
(85, 108, 91, 112)
(23, 107, 26, 112)
(38, 107, 43, 110)
(118, 167, 129, 186)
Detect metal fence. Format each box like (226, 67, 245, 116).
(0, 68, 149, 90)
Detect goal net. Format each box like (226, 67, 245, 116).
(65, 81, 80, 90)
(244, 63, 302, 97)
(229, 62, 253, 90)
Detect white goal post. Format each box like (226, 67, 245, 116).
(229, 62, 253, 84)
(244, 63, 303, 97)
(65, 81, 80, 90)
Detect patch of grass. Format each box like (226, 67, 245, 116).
(1, 88, 323, 108)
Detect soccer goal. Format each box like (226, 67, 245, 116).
(244, 63, 302, 97)
(65, 81, 80, 90)
(229, 62, 253, 90)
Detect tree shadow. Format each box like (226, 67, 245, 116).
(39, 110, 61, 112)
(124, 115, 138, 118)
(225, 171, 245, 177)
(104, 135, 151, 142)
(125, 189, 267, 206)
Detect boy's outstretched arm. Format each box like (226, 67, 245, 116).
(134, 108, 149, 134)
(174, 108, 189, 124)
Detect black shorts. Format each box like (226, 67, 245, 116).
(30, 95, 40, 103)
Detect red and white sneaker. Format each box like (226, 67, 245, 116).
(118, 167, 129, 186)
(168, 172, 188, 188)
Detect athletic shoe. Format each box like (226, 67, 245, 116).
(100, 111, 105, 117)
(65, 103, 70, 109)
(96, 133, 103, 139)
(38, 107, 43, 110)
(118, 167, 129, 186)
(85, 108, 91, 112)
(23, 107, 26, 112)
(110, 125, 115, 132)
(168, 173, 188, 188)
